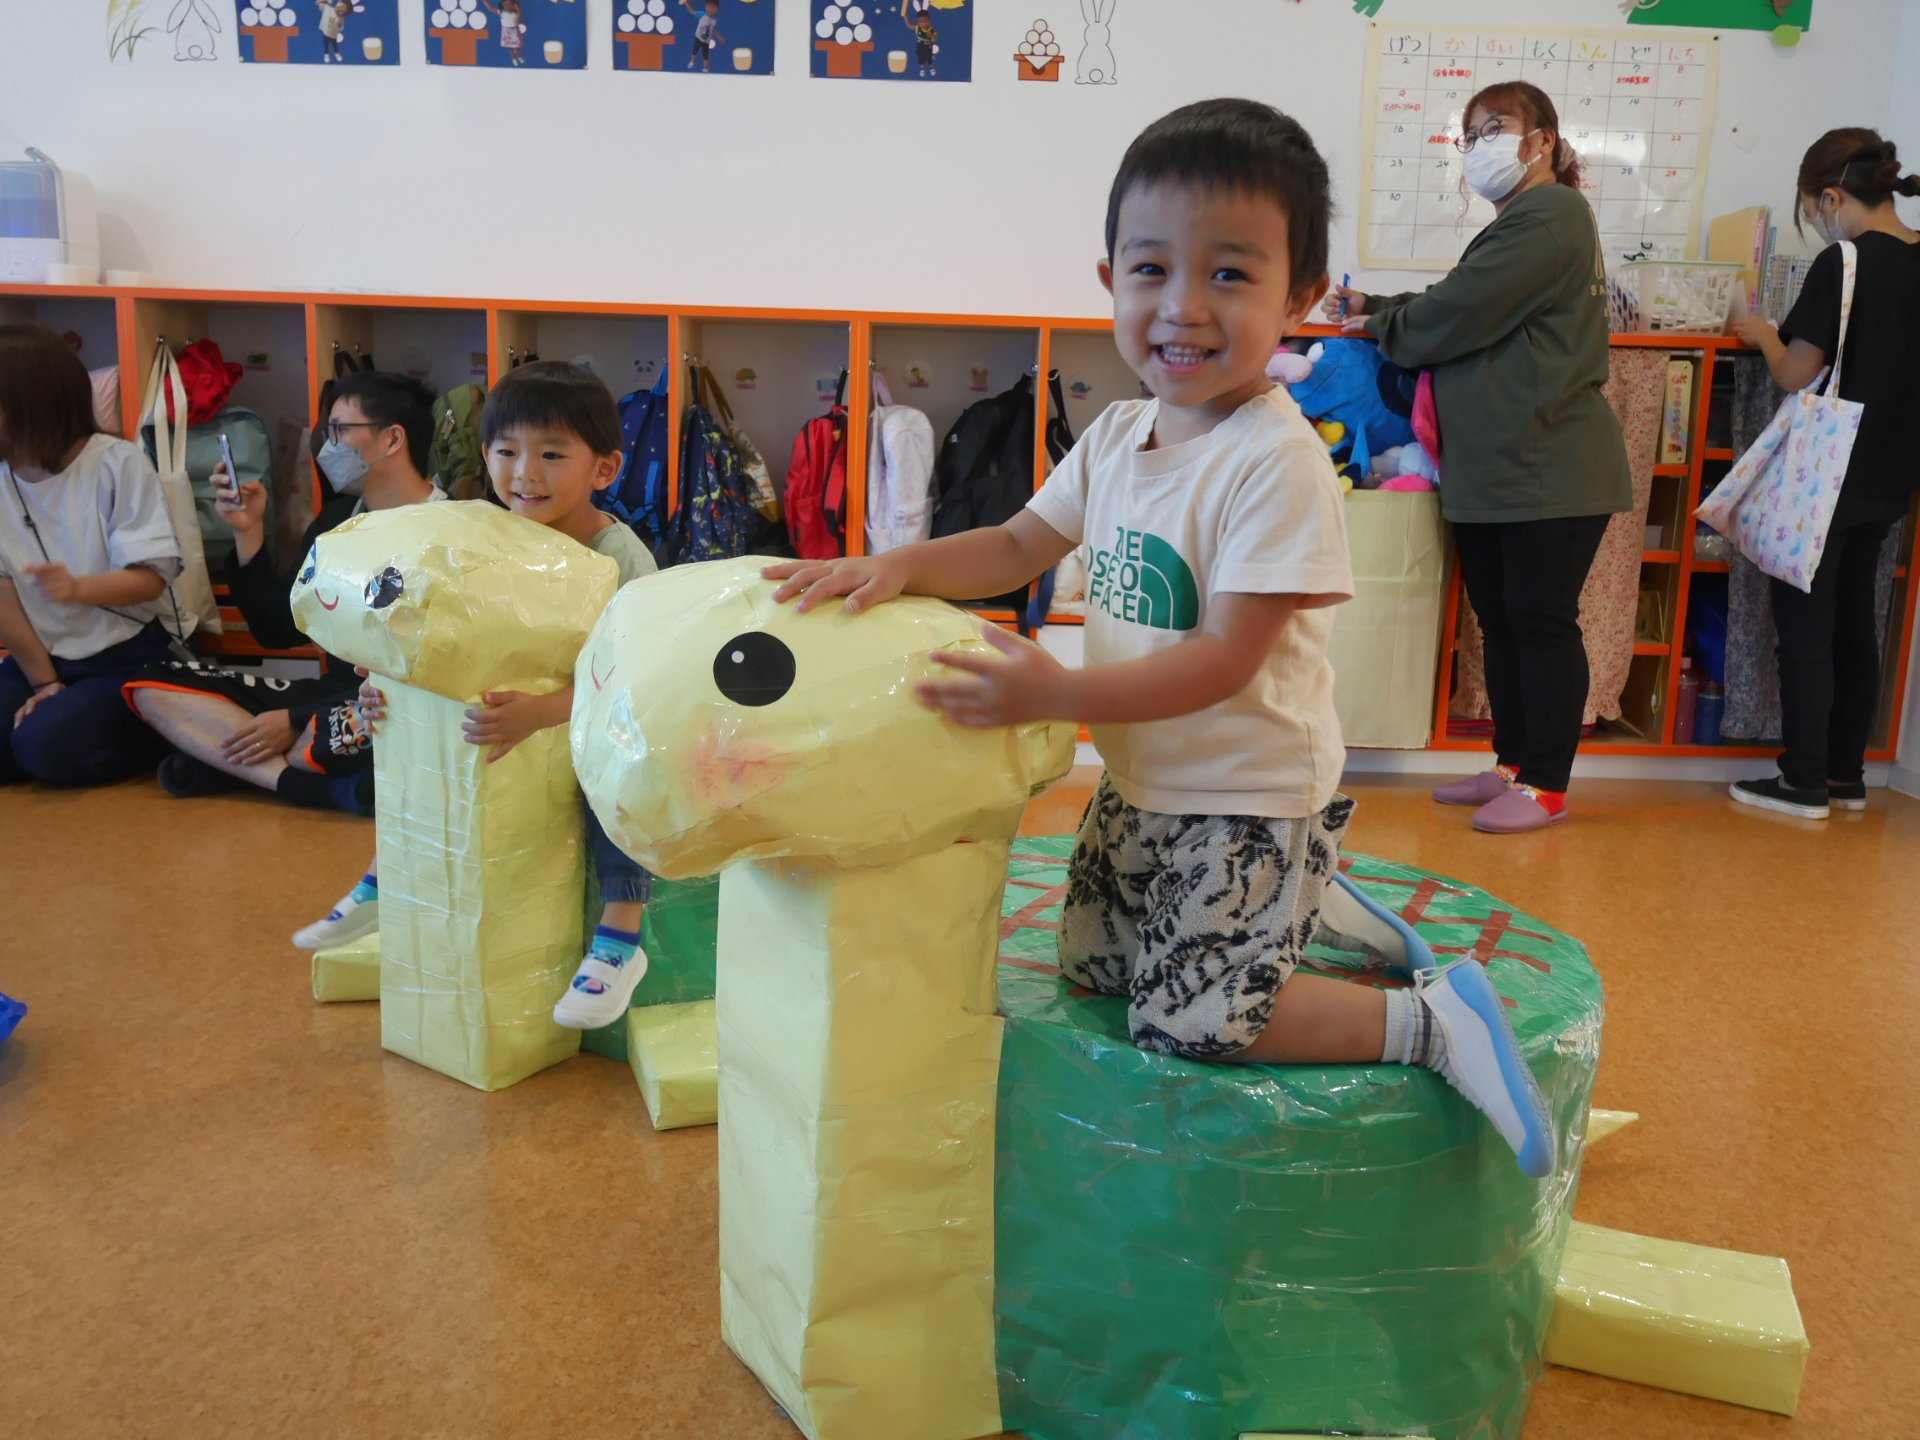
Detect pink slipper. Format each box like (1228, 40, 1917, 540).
(1472, 787, 1566, 834)
(1433, 768, 1512, 807)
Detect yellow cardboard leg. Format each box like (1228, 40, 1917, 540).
(717, 843, 1006, 1440)
(1586, 1108, 1640, 1145)
(626, 1000, 718, 1130)
(312, 932, 381, 1003)
(1546, 1221, 1808, 1416)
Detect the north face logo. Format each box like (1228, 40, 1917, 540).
(1087, 527, 1199, 631)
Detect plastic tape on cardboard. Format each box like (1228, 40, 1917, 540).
(1546, 1221, 1808, 1416)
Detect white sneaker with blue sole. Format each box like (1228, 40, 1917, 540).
(1420, 960, 1557, 1178)
(1316, 873, 1436, 979)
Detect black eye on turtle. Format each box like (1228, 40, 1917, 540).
(297, 549, 317, 586)
(366, 567, 405, 610)
(713, 632, 796, 708)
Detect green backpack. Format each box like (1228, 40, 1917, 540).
(431, 383, 488, 500)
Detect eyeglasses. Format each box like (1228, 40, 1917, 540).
(1453, 116, 1516, 153)
(325, 420, 383, 444)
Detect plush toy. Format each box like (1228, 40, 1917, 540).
(1273, 338, 1417, 480)
(1366, 441, 1440, 492)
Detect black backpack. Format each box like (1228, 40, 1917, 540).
(930, 371, 1074, 629)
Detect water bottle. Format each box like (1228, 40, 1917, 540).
(1693, 680, 1724, 746)
(1674, 659, 1699, 745)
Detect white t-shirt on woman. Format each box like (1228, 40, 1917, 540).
(0, 435, 183, 659)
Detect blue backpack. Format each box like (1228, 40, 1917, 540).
(670, 396, 769, 565)
(599, 372, 673, 552)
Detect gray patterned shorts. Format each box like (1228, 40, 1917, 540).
(1058, 775, 1355, 1060)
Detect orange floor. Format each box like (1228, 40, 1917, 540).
(3, 769, 1916, 1438)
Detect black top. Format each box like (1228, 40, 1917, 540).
(224, 493, 360, 729)
(1779, 230, 1920, 529)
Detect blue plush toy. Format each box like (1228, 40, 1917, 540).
(1275, 338, 1417, 479)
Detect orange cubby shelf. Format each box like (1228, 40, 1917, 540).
(5, 281, 1908, 765)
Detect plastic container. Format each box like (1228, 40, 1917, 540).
(1606, 261, 1742, 334)
(1674, 659, 1699, 744)
(1693, 681, 1725, 746)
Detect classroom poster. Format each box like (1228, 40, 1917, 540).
(811, 0, 972, 83)
(427, 0, 588, 68)
(235, 0, 400, 64)
(613, 0, 776, 75)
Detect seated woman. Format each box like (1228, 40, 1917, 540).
(0, 324, 187, 788)
(125, 372, 441, 813)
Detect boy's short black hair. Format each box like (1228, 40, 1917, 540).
(482, 360, 622, 458)
(1104, 98, 1332, 300)
(331, 370, 437, 477)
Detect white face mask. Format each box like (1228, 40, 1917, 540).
(1465, 128, 1541, 203)
(1806, 193, 1847, 246)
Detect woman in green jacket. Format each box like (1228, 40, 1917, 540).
(1327, 80, 1630, 835)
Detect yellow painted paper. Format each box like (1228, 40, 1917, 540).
(626, 999, 719, 1130)
(1330, 492, 1446, 748)
(1547, 1221, 1808, 1416)
(295, 501, 618, 1091)
(312, 932, 381, 1002)
(573, 558, 1074, 1440)
(1586, 1108, 1641, 1145)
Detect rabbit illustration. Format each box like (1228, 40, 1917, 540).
(168, 0, 221, 60)
(1075, 0, 1115, 85)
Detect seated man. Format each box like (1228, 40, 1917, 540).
(125, 372, 442, 812)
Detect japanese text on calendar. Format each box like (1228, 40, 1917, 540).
(1360, 25, 1718, 271)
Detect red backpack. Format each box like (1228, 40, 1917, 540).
(784, 372, 849, 560)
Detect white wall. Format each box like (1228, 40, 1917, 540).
(2, 0, 1911, 311)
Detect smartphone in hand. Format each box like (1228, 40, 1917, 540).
(216, 434, 242, 504)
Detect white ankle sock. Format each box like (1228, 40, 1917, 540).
(1382, 988, 1446, 1068)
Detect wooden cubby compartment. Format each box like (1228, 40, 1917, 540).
(492, 307, 670, 395)
(679, 315, 852, 513)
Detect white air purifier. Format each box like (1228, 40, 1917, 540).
(0, 150, 101, 284)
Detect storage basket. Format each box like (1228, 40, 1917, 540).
(1606, 261, 1741, 334)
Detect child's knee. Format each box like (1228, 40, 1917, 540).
(1127, 959, 1286, 1061)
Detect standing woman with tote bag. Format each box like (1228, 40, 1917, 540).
(1327, 81, 1630, 834)
(1726, 129, 1920, 820)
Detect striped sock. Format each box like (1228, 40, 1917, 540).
(1382, 988, 1447, 1068)
(348, 873, 378, 905)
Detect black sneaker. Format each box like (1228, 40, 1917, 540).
(156, 751, 240, 798)
(1828, 780, 1868, 812)
(1730, 776, 1829, 820)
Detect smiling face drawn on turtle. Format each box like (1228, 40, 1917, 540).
(570, 558, 1076, 879)
(291, 500, 619, 701)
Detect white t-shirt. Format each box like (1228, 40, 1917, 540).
(0, 435, 184, 660)
(1027, 387, 1353, 819)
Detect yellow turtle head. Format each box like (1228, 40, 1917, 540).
(571, 558, 1075, 878)
(291, 500, 619, 700)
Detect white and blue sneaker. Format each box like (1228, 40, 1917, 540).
(552, 943, 651, 1030)
(292, 884, 380, 951)
(1420, 961, 1557, 1178)
(1317, 873, 1436, 979)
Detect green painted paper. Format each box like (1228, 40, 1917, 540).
(1628, 0, 1811, 33)
(992, 848, 1606, 1440)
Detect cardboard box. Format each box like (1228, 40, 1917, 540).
(1328, 492, 1446, 748)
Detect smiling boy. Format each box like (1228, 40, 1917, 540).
(767, 100, 1556, 1177)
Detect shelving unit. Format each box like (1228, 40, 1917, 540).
(7, 282, 1916, 762)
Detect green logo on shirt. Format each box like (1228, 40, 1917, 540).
(1087, 527, 1199, 631)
